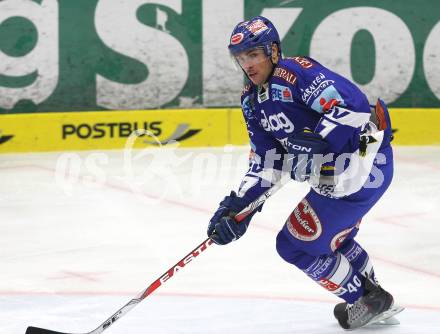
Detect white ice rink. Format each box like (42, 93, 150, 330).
(1, 145, 440, 334)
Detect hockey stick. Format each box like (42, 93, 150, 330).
(25, 182, 283, 334)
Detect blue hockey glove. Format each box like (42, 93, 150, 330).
(286, 129, 329, 182)
(207, 191, 257, 245)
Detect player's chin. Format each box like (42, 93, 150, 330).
(248, 74, 262, 85)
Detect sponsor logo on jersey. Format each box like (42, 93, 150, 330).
(62, 122, 201, 144)
(289, 56, 314, 68)
(301, 73, 335, 104)
(242, 95, 253, 118)
(230, 33, 244, 45)
(0, 132, 14, 145)
(273, 67, 297, 85)
(286, 199, 322, 241)
(247, 19, 268, 35)
(311, 85, 345, 113)
(314, 183, 336, 198)
(257, 87, 269, 103)
(345, 245, 363, 262)
(330, 227, 355, 251)
(260, 110, 295, 133)
(286, 143, 312, 152)
(318, 278, 347, 296)
(271, 84, 293, 102)
(308, 257, 334, 279)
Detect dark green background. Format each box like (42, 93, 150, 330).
(0, 0, 438, 113)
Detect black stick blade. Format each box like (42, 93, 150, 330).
(25, 327, 72, 334)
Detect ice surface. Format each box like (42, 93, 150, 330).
(1, 146, 439, 334)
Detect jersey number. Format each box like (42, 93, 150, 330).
(317, 118, 337, 138)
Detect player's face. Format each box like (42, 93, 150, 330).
(234, 47, 273, 85)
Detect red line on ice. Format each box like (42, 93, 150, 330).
(1, 289, 440, 312)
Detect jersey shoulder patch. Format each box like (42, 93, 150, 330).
(281, 56, 345, 113)
(285, 56, 315, 69)
(273, 56, 316, 85)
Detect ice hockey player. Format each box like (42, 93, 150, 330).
(207, 16, 402, 330)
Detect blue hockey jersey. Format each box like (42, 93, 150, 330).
(238, 56, 390, 204)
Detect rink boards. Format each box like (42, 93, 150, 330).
(0, 108, 439, 153)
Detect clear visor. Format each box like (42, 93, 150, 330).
(230, 46, 269, 70)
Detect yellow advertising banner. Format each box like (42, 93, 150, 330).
(0, 108, 439, 153)
(0, 109, 240, 153)
(389, 109, 440, 145)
